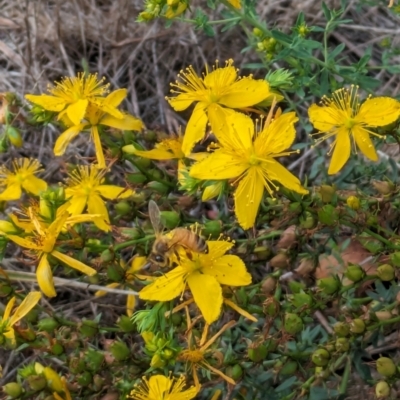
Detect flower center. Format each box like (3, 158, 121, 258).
(344, 118, 356, 130)
(248, 153, 260, 166)
(179, 349, 204, 363)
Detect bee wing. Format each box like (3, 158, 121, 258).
(148, 200, 164, 235)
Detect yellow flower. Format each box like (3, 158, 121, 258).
(128, 374, 198, 400)
(65, 165, 134, 232)
(0, 292, 41, 347)
(7, 208, 97, 297)
(95, 256, 147, 316)
(165, 2, 188, 18)
(178, 312, 236, 389)
(54, 91, 143, 168)
(25, 73, 122, 126)
(0, 158, 47, 201)
(190, 110, 308, 229)
(139, 240, 251, 324)
(167, 60, 271, 155)
(35, 363, 71, 400)
(308, 86, 400, 175)
(227, 0, 241, 8)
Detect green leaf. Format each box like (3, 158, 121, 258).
(275, 376, 297, 392)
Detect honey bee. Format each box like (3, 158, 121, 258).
(148, 200, 208, 267)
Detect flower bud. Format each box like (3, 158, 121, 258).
(248, 344, 268, 362)
(269, 252, 289, 269)
(375, 381, 391, 398)
(51, 342, 64, 356)
(117, 315, 136, 333)
(2, 382, 23, 398)
(115, 201, 131, 216)
(280, 361, 298, 375)
(120, 227, 142, 240)
(101, 249, 115, 263)
(27, 375, 47, 391)
(376, 357, 396, 377)
(77, 371, 92, 386)
(6, 126, 23, 147)
(299, 211, 316, 229)
(372, 180, 394, 195)
(292, 292, 312, 308)
(314, 366, 330, 379)
(150, 353, 166, 368)
(226, 364, 243, 380)
(350, 319, 365, 334)
(319, 184, 336, 203)
(253, 27, 263, 37)
(147, 181, 169, 195)
(295, 257, 315, 276)
(375, 310, 393, 321)
(335, 338, 350, 352)
(311, 349, 330, 366)
(317, 276, 340, 295)
(333, 322, 350, 337)
(344, 264, 365, 282)
(318, 204, 339, 226)
(127, 172, 147, 184)
(284, 313, 303, 335)
(261, 277, 277, 295)
(85, 350, 105, 372)
(377, 264, 395, 281)
(346, 195, 360, 210)
(263, 297, 280, 316)
(276, 226, 297, 249)
(79, 320, 99, 338)
(160, 211, 180, 229)
(110, 341, 130, 361)
(106, 263, 125, 281)
(389, 252, 400, 267)
(202, 220, 222, 239)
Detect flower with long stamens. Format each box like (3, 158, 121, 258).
(139, 240, 251, 324)
(190, 109, 308, 229)
(167, 60, 272, 155)
(0, 292, 41, 347)
(0, 158, 47, 201)
(308, 86, 400, 175)
(54, 91, 143, 168)
(6, 208, 97, 297)
(95, 256, 147, 316)
(128, 374, 198, 400)
(64, 165, 134, 232)
(25, 73, 124, 126)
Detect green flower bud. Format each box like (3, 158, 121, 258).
(79, 320, 99, 338)
(377, 264, 395, 281)
(127, 172, 147, 184)
(110, 341, 130, 361)
(134, 156, 152, 169)
(2, 382, 23, 398)
(292, 292, 312, 308)
(115, 201, 131, 216)
(390, 252, 400, 267)
(317, 276, 340, 295)
(288, 202, 302, 213)
(27, 375, 47, 391)
(318, 204, 339, 226)
(101, 249, 115, 263)
(333, 322, 350, 337)
(120, 227, 142, 240)
(376, 357, 396, 377)
(160, 211, 180, 229)
(6, 126, 23, 147)
(314, 366, 330, 379)
(319, 185, 336, 203)
(226, 364, 243, 380)
(51, 342, 64, 356)
(375, 381, 391, 398)
(202, 220, 222, 239)
(248, 344, 268, 362)
(170, 313, 182, 326)
(254, 245, 272, 260)
(280, 361, 298, 375)
(117, 315, 136, 333)
(344, 264, 365, 282)
(253, 27, 263, 37)
(312, 349, 330, 366)
(359, 232, 384, 254)
(350, 318, 365, 334)
(85, 350, 105, 372)
(106, 263, 125, 281)
(150, 353, 166, 368)
(346, 195, 360, 210)
(69, 357, 85, 374)
(299, 211, 316, 229)
(161, 348, 174, 360)
(335, 338, 350, 352)
(147, 181, 169, 194)
(77, 371, 92, 386)
(284, 313, 303, 335)
(263, 298, 280, 317)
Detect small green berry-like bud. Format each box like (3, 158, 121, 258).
(377, 264, 395, 281)
(335, 338, 350, 352)
(317, 276, 340, 295)
(280, 360, 298, 375)
(117, 315, 136, 333)
(51, 342, 64, 356)
(376, 357, 396, 377)
(27, 375, 47, 391)
(202, 220, 222, 239)
(284, 313, 303, 335)
(3, 382, 23, 398)
(160, 211, 180, 229)
(319, 185, 336, 203)
(6, 126, 23, 147)
(311, 349, 330, 366)
(253, 27, 263, 37)
(226, 364, 243, 380)
(375, 381, 391, 398)
(79, 320, 99, 338)
(110, 341, 130, 361)
(333, 322, 350, 337)
(318, 204, 339, 226)
(344, 264, 365, 282)
(38, 317, 60, 333)
(390, 251, 400, 267)
(85, 350, 105, 372)
(350, 318, 365, 334)
(346, 195, 360, 210)
(150, 353, 166, 368)
(147, 181, 169, 195)
(115, 201, 131, 216)
(77, 371, 92, 387)
(299, 211, 316, 229)
(248, 344, 268, 362)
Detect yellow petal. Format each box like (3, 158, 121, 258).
(54, 124, 86, 155)
(96, 185, 134, 200)
(0, 183, 22, 201)
(0, 220, 18, 235)
(202, 182, 224, 201)
(43, 367, 63, 393)
(328, 127, 351, 175)
(100, 113, 144, 131)
(48, 211, 69, 239)
(126, 294, 136, 317)
(51, 250, 97, 276)
(37, 254, 57, 297)
(65, 195, 87, 215)
(95, 282, 119, 297)
(3, 296, 16, 320)
(219, 78, 270, 108)
(9, 291, 42, 325)
(104, 88, 127, 108)
(203, 64, 237, 88)
(206, 241, 233, 258)
(22, 176, 47, 196)
(356, 97, 400, 126)
(123, 145, 176, 160)
(66, 99, 88, 126)
(190, 150, 247, 180)
(87, 194, 110, 231)
(168, 93, 195, 111)
(25, 94, 66, 112)
(7, 234, 42, 250)
(308, 103, 343, 132)
(91, 126, 106, 169)
(128, 256, 148, 273)
(139, 267, 186, 301)
(255, 112, 298, 155)
(234, 168, 264, 230)
(182, 102, 208, 156)
(352, 126, 378, 162)
(261, 160, 308, 195)
(147, 375, 170, 398)
(186, 272, 222, 324)
(202, 255, 251, 286)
